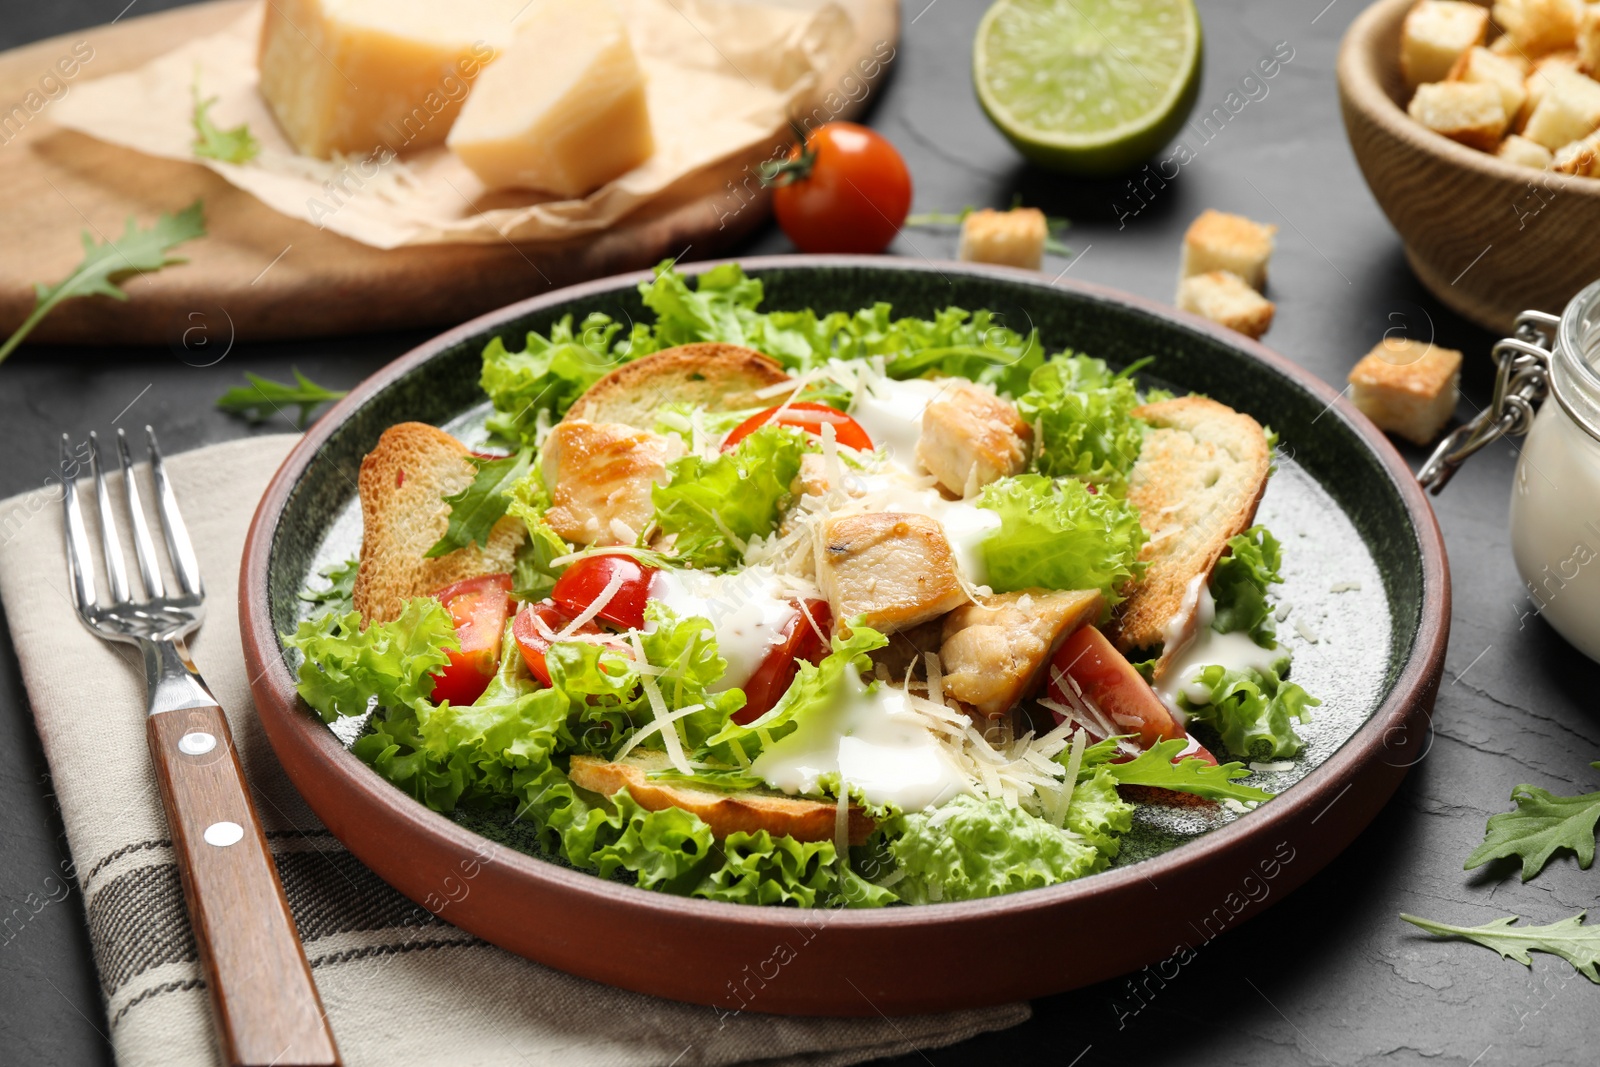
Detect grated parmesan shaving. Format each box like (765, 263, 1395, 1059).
(834, 785, 850, 868)
(556, 571, 626, 638)
(1051, 729, 1087, 828)
(630, 632, 692, 774)
(1294, 618, 1321, 644)
(1329, 580, 1361, 593)
(612, 701, 707, 764)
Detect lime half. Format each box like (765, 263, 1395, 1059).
(974, 0, 1203, 177)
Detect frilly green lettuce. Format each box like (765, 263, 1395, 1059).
(976, 474, 1147, 602)
(1017, 355, 1148, 495)
(651, 424, 808, 571)
(1209, 525, 1284, 648)
(1181, 662, 1319, 760)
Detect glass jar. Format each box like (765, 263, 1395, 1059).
(1508, 281, 1600, 661)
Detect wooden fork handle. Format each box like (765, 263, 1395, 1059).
(148, 704, 341, 1066)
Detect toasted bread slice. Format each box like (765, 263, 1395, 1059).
(563, 343, 794, 428)
(352, 422, 525, 625)
(1109, 397, 1271, 653)
(568, 751, 875, 845)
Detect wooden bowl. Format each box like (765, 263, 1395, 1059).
(1338, 0, 1600, 333)
(240, 257, 1450, 1015)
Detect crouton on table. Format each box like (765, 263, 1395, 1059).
(1177, 270, 1276, 340)
(1349, 338, 1463, 446)
(958, 207, 1049, 270)
(1180, 209, 1277, 291)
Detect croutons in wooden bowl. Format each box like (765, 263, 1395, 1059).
(1339, 0, 1600, 333)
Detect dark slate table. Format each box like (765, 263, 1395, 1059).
(3, 2, 1595, 1065)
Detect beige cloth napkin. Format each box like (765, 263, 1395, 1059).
(0, 433, 1028, 1067)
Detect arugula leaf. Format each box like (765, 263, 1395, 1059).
(216, 369, 347, 427)
(1401, 911, 1600, 983)
(976, 473, 1147, 602)
(425, 449, 533, 558)
(480, 313, 658, 447)
(1082, 737, 1274, 804)
(651, 424, 807, 570)
(0, 199, 206, 365)
(1464, 766, 1600, 881)
(284, 598, 457, 722)
(1016, 355, 1147, 495)
(886, 794, 1105, 903)
(1210, 526, 1284, 647)
(1181, 662, 1318, 760)
(191, 76, 259, 164)
(297, 556, 359, 616)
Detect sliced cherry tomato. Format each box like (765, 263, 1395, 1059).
(429, 574, 513, 706)
(734, 599, 832, 725)
(1047, 625, 1190, 751)
(551, 553, 660, 631)
(512, 600, 604, 687)
(722, 402, 873, 452)
(767, 122, 912, 254)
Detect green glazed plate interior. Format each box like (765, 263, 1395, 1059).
(265, 260, 1422, 883)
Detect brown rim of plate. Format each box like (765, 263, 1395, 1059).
(239, 255, 1450, 1015)
(1338, 0, 1600, 198)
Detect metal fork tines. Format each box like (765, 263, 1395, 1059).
(63, 427, 215, 714)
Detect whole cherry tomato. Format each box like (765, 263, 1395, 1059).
(430, 574, 513, 706)
(722, 402, 874, 452)
(767, 122, 913, 254)
(550, 553, 660, 632)
(733, 599, 832, 725)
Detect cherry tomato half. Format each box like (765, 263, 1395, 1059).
(551, 554, 660, 632)
(512, 600, 604, 687)
(430, 574, 513, 706)
(769, 122, 912, 255)
(722, 402, 874, 453)
(1048, 625, 1193, 752)
(734, 599, 833, 725)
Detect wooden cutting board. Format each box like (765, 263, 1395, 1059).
(0, 0, 898, 347)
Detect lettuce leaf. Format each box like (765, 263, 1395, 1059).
(1210, 526, 1284, 647)
(651, 424, 807, 570)
(284, 598, 456, 722)
(1063, 767, 1136, 865)
(480, 313, 659, 447)
(1181, 662, 1319, 760)
(976, 474, 1147, 602)
(1081, 737, 1275, 803)
(886, 795, 1104, 903)
(1016, 355, 1147, 496)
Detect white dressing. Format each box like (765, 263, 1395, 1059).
(847, 374, 951, 474)
(1153, 577, 1284, 716)
(648, 566, 799, 693)
(750, 672, 970, 812)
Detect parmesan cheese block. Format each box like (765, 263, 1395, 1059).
(258, 0, 524, 158)
(446, 0, 654, 198)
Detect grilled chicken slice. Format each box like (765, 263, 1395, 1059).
(541, 420, 683, 548)
(940, 588, 1103, 717)
(817, 512, 969, 633)
(915, 383, 1032, 497)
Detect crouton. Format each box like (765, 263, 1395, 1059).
(1408, 80, 1512, 149)
(915, 383, 1032, 497)
(1179, 209, 1278, 291)
(1580, 4, 1600, 73)
(1522, 66, 1600, 146)
(1109, 397, 1272, 653)
(1490, 33, 1529, 61)
(1551, 129, 1600, 173)
(939, 589, 1103, 718)
(352, 423, 526, 625)
(568, 751, 875, 844)
(1499, 131, 1558, 166)
(1492, 0, 1582, 58)
(1403, 0, 1492, 87)
(1450, 45, 1530, 119)
(563, 343, 794, 428)
(1519, 52, 1583, 127)
(1176, 271, 1276, 340)
(957, 208, 1049, 270)
(540, 420, 683, 547)
(1348, 338, 1463, 446)
(817, 512, 968, 634)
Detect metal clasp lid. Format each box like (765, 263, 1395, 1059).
(1417, 310, 1562, 494)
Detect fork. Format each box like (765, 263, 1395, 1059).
(63, 427, 340, 1067)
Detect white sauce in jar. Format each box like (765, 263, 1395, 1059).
(648, 565, 800, 692)
(1153, 576, 1284, 716)
(750, 671, 969, 812)
(1509, 401, 1600, 661)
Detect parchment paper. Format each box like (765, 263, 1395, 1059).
(50, 0, 858, 249)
